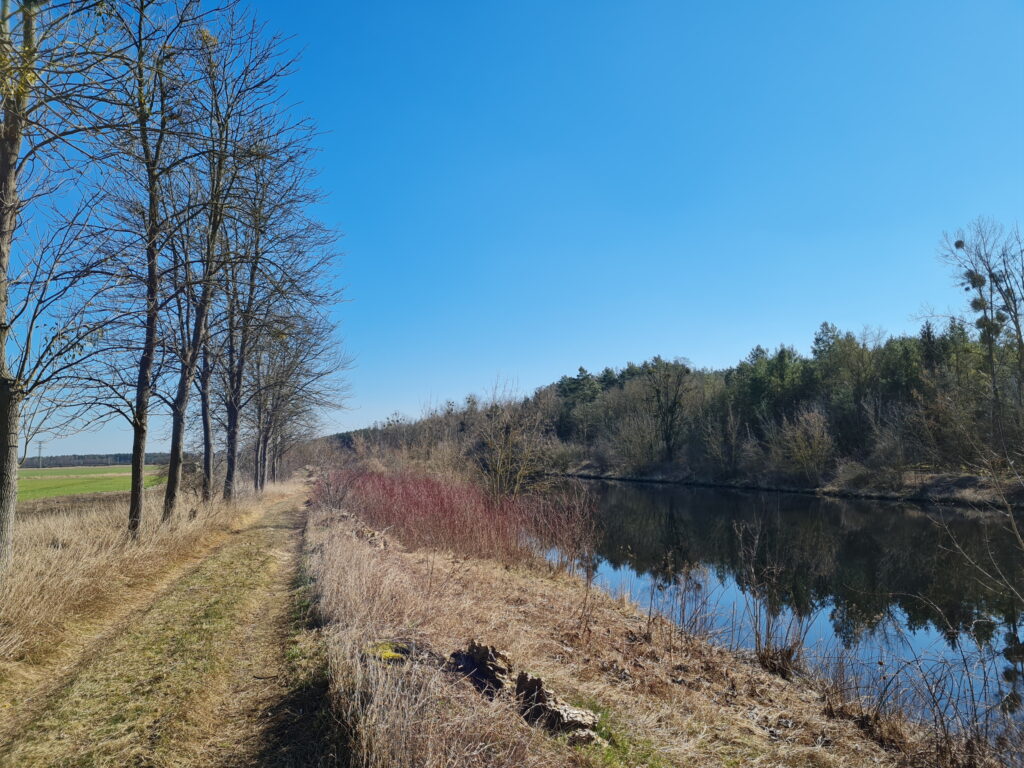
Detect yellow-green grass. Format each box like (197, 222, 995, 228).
(19, 464, 157, 477)
(0, 505, 281, 766)
(18, 468, 165, 501)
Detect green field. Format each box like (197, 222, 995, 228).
(20, 464, 160, 477)
(18, 466, 164, 501)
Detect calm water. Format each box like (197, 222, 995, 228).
(578, 480, 1024, 723)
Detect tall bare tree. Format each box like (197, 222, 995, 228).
(0, 1, 116, 566)
(941, 218, 1024, 449)
(160, 7, 294, 519)
(642, 356, 692, 463)
(215, 117, 335, 500)
(97, 0, 201, 535)
(247, 311, 345, 491)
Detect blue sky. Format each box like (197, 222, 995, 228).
(50, 0, 1024, 453)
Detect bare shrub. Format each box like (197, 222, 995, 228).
(766, 406, 835, 485)
(612, 408, 660, 473)
(733, 520, 813, 679)
(820, 635, 1020, 768)
(865, 405, 912, 490)
(701, 403, 744, 478)
(310, 468, 351, 511)
(468, 395, 554, 498)
(310, 470, 596, 567)
(539, 480, 597, 569)
(832, 459, 874, 490)
(738, 432, 767, 478)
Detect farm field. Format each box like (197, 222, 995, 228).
(17, 466, 164, 501)
(18, 465, 153, 477)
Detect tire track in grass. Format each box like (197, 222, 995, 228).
(0, 497, 338, 768)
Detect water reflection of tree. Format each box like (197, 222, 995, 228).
(591, 482, 1024, 656)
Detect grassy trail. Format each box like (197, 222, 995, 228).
(0, 494, 338, 768)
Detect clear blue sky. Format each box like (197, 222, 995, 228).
(51, 0, 1024, 453)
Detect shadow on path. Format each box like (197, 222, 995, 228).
(250, 669, 345, 768)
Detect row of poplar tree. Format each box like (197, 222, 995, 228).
(0, 0, 344, 565)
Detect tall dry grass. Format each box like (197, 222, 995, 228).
(305, 469, 603, 768)
(0, 486, 285, 668)
(307, 512, 564, 768)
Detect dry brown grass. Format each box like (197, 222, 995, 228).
(307, 507, 568, 768)
(0, 482, 303, 704)
(306, 501, 912, 768)
(1, 495, 225, 666)
(0, 485, 330, 768)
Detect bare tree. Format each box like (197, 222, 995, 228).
(94, 0, 204, 536)
(246, 311, 346, 491)
(215, 117, 335, 501)
(642, 356, 692, 463)
(0, 1, 117, 566)
(159, 8, 291, 519)
(940, 219, 1024, 449)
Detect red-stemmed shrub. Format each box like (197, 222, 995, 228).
(310, 470, 595, 566)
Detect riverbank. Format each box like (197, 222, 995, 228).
(563, 464, 1022, 512)
(307, 470, 968, 768)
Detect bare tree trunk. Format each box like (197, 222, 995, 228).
(259, 426, 271, 490)
(251, 401, 262, 491)
(130, 329, 153, 536)
(252, 425, 263, 492)
(129, 202, 160, 536)
(0, 220, 17, 569)
(0, 3, 33, 566)
(251, 430, 260, 490)
(0, 386, 20, 568)
(128, 412, 148, 536)
(199, 349, 213, 502)
(223, 395, 239, 500)
(161, 389, 187, 522)
(162, 285, 212, 521)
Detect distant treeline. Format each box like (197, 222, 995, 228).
(21, 454, 173, 470)
(342, 219, 1024, 494)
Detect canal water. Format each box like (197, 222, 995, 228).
(577, 480, 1024, 728)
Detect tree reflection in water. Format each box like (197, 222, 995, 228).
(574, 480, 1024, 727)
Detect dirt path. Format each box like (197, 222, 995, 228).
(0, 496, 339, 768)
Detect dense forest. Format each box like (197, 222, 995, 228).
(343, 219, 1024, 495)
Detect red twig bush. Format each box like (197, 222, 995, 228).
(311, 469, 595, 565)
